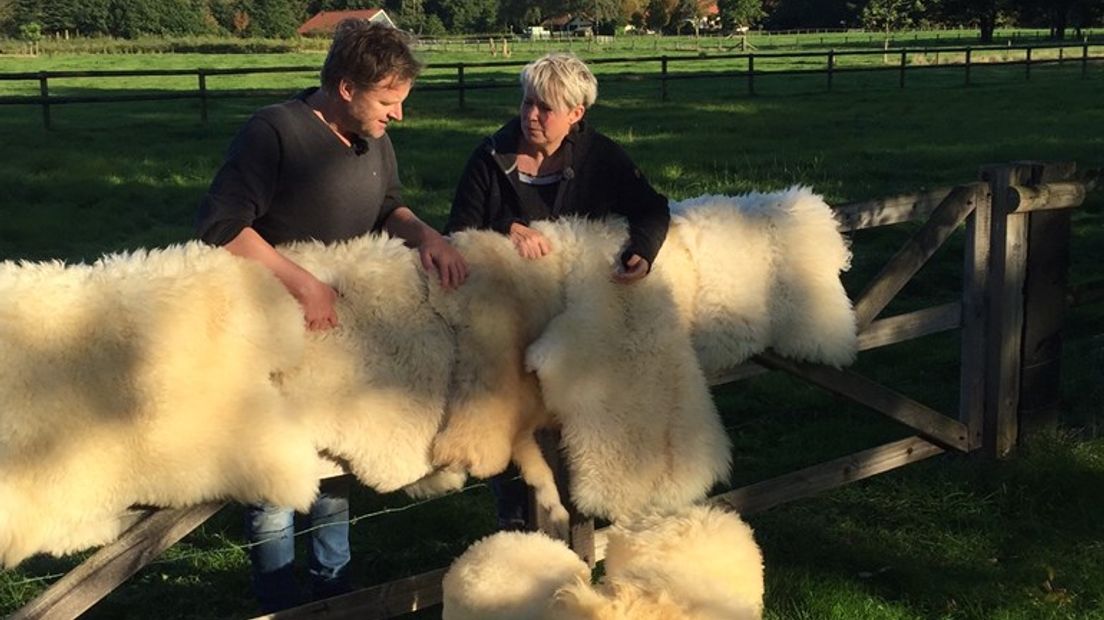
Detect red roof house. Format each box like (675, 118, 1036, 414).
(297, 9, 395, 37)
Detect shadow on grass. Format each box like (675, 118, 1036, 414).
(755, 436, 1104, 620)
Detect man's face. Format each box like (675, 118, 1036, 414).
(340, 76, 412, 139)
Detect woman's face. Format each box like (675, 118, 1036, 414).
(519, 89, 584, 152)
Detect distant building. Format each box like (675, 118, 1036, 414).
(297, 9, 395, 37)
(686, 1, 721, 32)
(540, 13, 595, 37)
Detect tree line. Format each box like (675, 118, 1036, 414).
(1, 0, 1100, 42)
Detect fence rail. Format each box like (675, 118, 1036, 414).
(1, 42, 1100, 129)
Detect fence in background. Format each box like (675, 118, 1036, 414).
(0, 41, 1101, 129)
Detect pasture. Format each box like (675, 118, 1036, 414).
(0, 45, 1102, 619)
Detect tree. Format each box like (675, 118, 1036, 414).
(1010, 0, 1102, 39)
(718, 0, 764, 32)
(250, 0, 302, 36)
(72, 0, 113, 35)
(398, 0, 427, 32)
(17, 19, 41, 42)
(562, 0, 624, 32)
(426, 0, 497, 33)
(762, 0, 858, 29)
(938, 0, 1009, 43)
(861, 0, 924, 51)
(499, 0, 544, 31)
(645, 0, 676, 32)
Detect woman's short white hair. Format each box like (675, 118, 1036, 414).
(520, 53, 598, 111)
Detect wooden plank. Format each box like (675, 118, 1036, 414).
(1007, 181, 1087, 212)
(980, 164, 1031, 458)
(533, 430, 596, 567)
(856, 302, 962, 350)
(708, 302, 964, 387)
(1017, 162, 1077, 439)
(960, 185, 992, 449)
(260, 568, 448, 620)
(710, 436, 945, 516)
(832, 187, 954, 231)
(708, 362, 768, 385)
(587, 437, 945, 564)
(753, 351, 970, 452)
(851, 183, 982, 330)
(12, 503, 224, 620)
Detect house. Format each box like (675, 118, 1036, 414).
(297, 9, 396, 37)
(678, 1, 720, 34)
(540, 13, 595, 37)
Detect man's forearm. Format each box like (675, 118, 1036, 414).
(383, 206, 440, 246)
(224, 227, 315, 297)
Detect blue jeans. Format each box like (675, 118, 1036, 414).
(245, 477, 352, 613)
(489, 465, 530, 530)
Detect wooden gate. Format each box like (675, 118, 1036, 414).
(11, 162, 1099, 620)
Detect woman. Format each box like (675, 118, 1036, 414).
(446, 52, 669, 282)
(445, 53, 671, 528)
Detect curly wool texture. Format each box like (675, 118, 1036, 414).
(0, 238, 454, 567)
(0, 188, 854, 567)
(442, 506, 763, 620)
(442, 531, 590, 620)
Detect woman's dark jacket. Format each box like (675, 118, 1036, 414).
(445, 117, 670, 266)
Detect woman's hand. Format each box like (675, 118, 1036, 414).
(612, 253, 650, 284)
(509, 222, 553, 259)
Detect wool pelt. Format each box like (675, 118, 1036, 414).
(0, 239, 454, 567)
(0, 187, 854, 567)
(442, 530, 590, 620)
(441, 505, 764, 620)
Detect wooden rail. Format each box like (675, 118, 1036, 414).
(11, 163, 1098, 619)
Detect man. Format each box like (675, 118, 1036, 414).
(196, 19, 466, 613)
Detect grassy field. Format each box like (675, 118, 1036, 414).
(0, 47, 1102, 619)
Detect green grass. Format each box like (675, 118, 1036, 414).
(0, 51, 1102, 619)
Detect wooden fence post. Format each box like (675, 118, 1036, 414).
(457, 63, 465, 109)
(531, 430, 596, 568)
(197, 69, 208, 124)
(979, 163, 1033, 457)
(660, 55, 668, 102)
(1025, 46, 1032, 80)
(826, 49, 834, 91)
(960, 183, 992, 450)
(39, 71, 51, 130)
(1083, 43, 1089, 78)
(747, 53, 755, 96)
(1016, 161, 1078, 438)
(899, 49, 907, 87)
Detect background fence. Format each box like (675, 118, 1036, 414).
(1, 41, 1101, 130)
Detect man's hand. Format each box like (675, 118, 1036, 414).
(612, 253, 650, 284)
(509, 222, 553, 259)
(223, 226, 340, 331)
(292, 274, 340, 331)
(419, 234, 468, 290)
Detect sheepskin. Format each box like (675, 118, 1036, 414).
(441, 505, 763, 620)
(0, 187, 854, 567)
(442, 531, 590, 620)
(0, 239, 454, 567)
